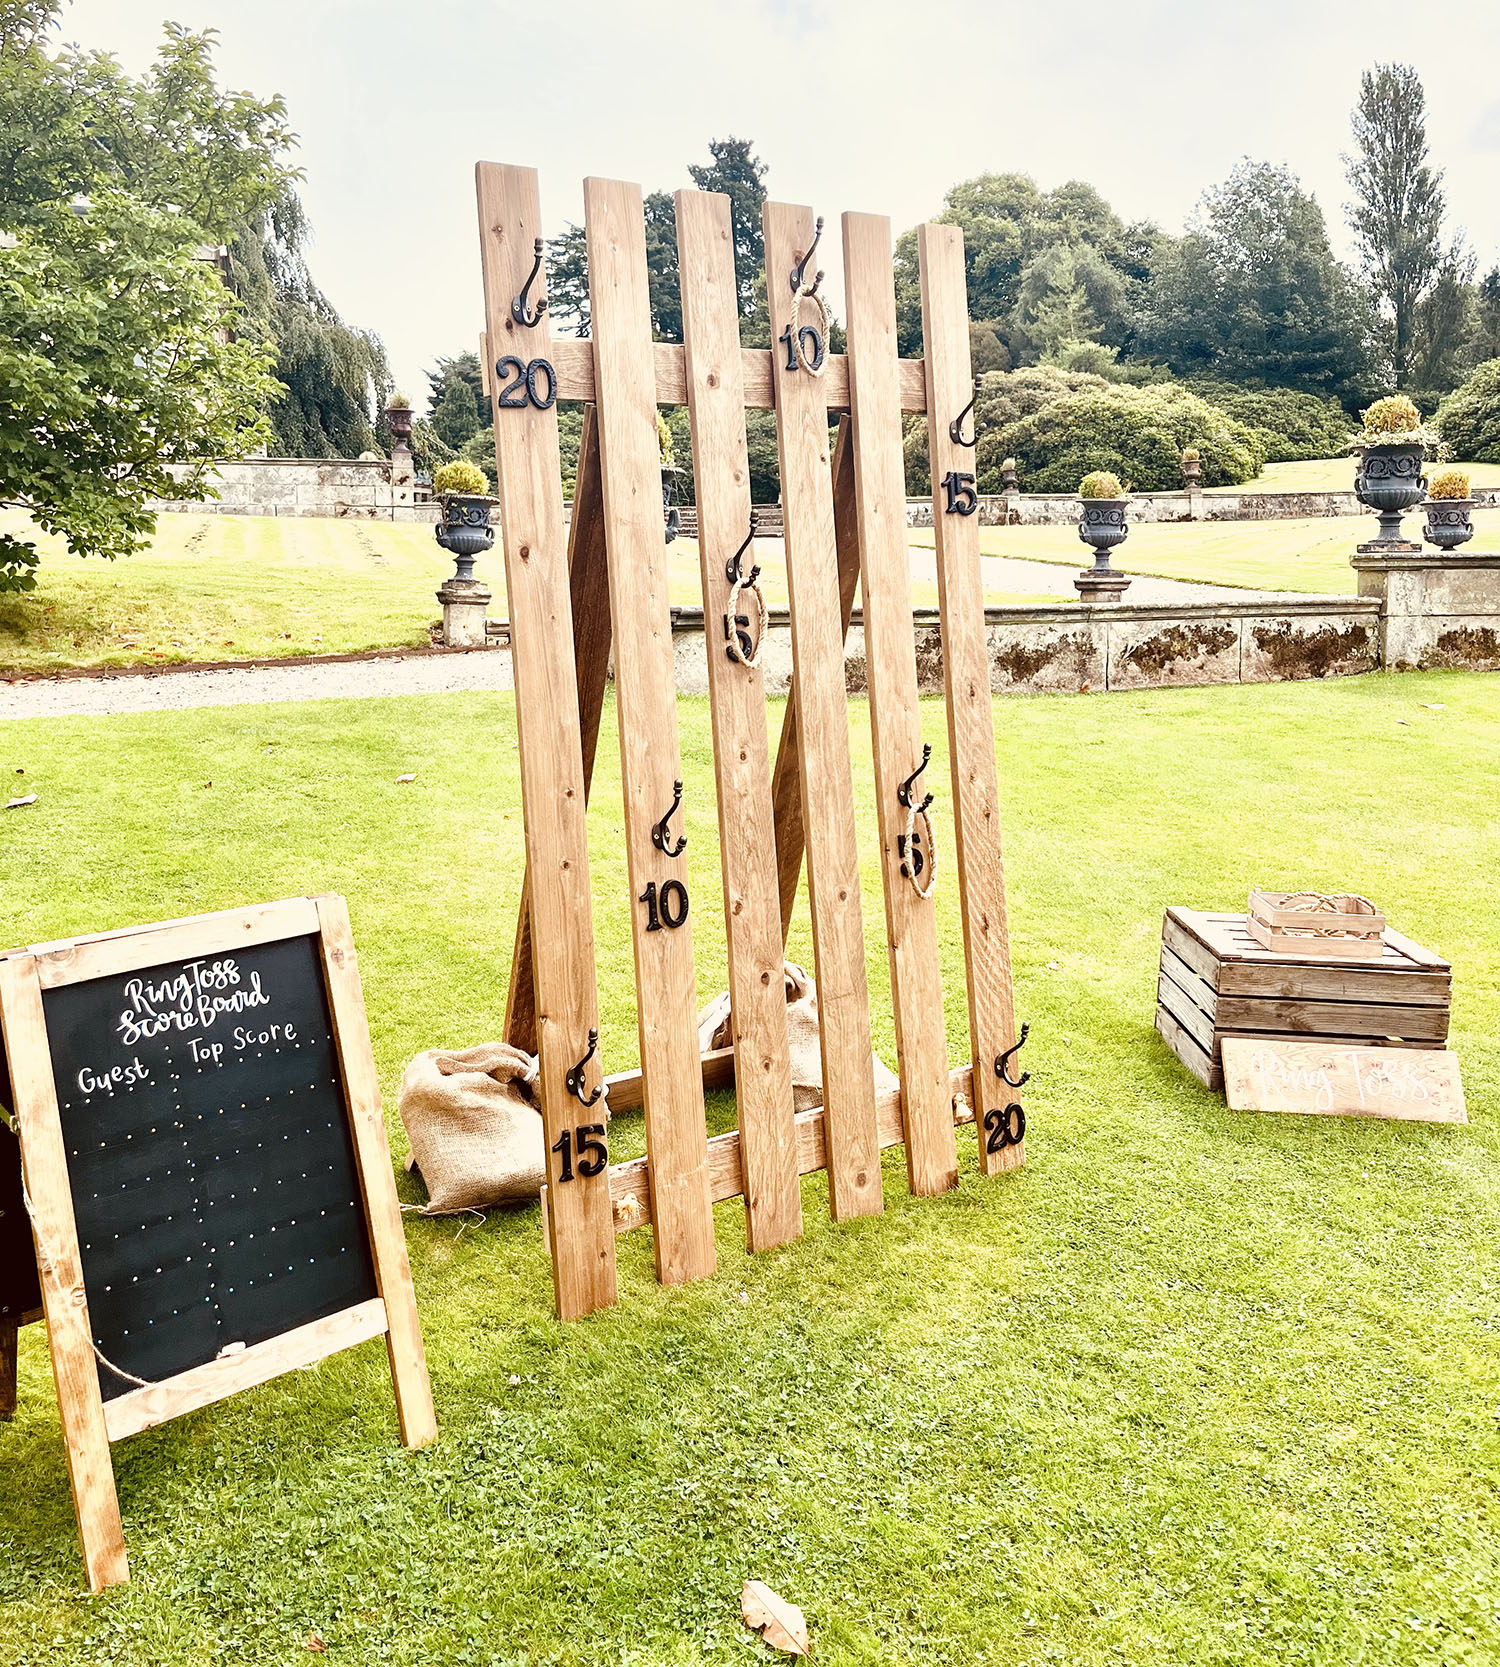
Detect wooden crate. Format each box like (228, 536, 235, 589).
(1246, 889, 1386, 960)
(1155, 907, 1451, 1092)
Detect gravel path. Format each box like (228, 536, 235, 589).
(3, 552, 1277, 723)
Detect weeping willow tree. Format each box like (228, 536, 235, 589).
(228, 195, 390, 458)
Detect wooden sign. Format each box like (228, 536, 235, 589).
(1221, 1038, 1466, 1123)
(0, 896, 435, 1591)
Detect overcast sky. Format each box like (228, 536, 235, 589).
(61, 0, 1500, 402)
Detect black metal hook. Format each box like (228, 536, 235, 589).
(511, 237, 548, 328)
(725, 514, 760, 585)
(995, 1022, 1031, 1088)
(896, 743, 934, 813)
(790, 216, 825, 295)
(651, 779, 687, 858)
(949, 375, 981, 448)
(565, 1028, 603, 1106)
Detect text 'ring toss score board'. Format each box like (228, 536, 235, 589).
(480, 162, 1028, 1322)
(0, 896, 435, 1592)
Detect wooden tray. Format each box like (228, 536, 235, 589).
(1246, 889, 1386, 961)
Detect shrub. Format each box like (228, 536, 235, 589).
(1357, 393, 1433, 447)
(1434, 359, 1500, 463)
(387, 392, 411, 410)
(1079, 471, 1124, 498)
(1001, 384, 1266, 493)
(1183, 381, 1354, 464)
(433, 459, 489, 496)
(1181, 447, 1200, 462)
(1427, 466, 1471, 500)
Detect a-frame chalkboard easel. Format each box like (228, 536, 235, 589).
(0, 895, 435, 1591)
(477, 164, 1027, 1322)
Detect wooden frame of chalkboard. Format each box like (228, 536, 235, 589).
(0, 894, 436, 1592)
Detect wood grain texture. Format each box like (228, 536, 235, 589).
(1221, 1038, 1466, 1122)
(918, 222, 1025, 1177)
(505, 408, 612, 1057)
(313, 896, 436, 1449)
(546, 338, 928, 414)
(842, 211, 956, 1197)
(675, 186, 801, 1253)
(0, 955, 128, 1592)
(763, 201, 883, 1222)
(103, 1299, 390, 1442)
(0, 1318, 15, 1418)
(770, 417, 863, 940)
(476, 161, 617, 1320)
(607, 1066, 978, 1231)
(1154, 1004, 1221, 1090)
(584, 176, 715, 1286)
(30, 898, 319, 990)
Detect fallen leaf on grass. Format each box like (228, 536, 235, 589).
(5, 794, 37, 809)
(395, 772, 417, 784)
(741, 1580, 809, 1656)
(305, 1633, 326, 1654)
(1419, 702, 1445, 710)
(1395, 719, 1412, 726)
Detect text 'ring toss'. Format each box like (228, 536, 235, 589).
(565, 1028, 604, 1107)
(995, 1022, 1031, 1088)
(651, 779, 688, 858)
(511, 237, 548, 328)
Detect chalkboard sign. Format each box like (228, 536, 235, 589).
(0, 895, 435, 1593)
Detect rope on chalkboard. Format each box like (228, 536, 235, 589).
(17, 1161, 160, 1391)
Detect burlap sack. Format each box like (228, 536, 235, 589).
(398, 1041, 545, 1214)
(697, 960, 900, 1112)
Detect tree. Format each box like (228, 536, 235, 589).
(0, 3, 288, 587)
(1471, 269, 1500, 366)
(1138, 162, 1377, 404)
(1345, 63, 1449, 387)
(1434, 359, 1500, 462)
(686, 137, 767, 318)
(426, 352, 485, 449)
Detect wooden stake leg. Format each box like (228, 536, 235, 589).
(0, 1319, 17, 1418)
(676, 187, 801, 1254)
(842, 211, 956, 1196)
(505, 408, 611, 1056)
(0, 958, 127, 1592)
(918, 223, 1025, 1174)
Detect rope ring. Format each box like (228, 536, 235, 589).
(901, 800, 937, 900)
(793, 287, 829, 378)
(725, 570, 768, 668)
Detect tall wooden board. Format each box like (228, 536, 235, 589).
(675, 187, 801, 1252)
(918, 223, 1025, 1173)
(583, 177, 715, 1285)
(475, 162, 617, 1318)
(841, 211, 957, 1197)
(762, 201, 883, 1221)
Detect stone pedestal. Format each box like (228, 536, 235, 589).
(1074, 571, 1132, 603)
(390, 440, 414, 509)
(1352, 551, 1500, 671)
(437, 578, 493, 648)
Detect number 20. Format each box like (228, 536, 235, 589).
(495, 355, 557, 410)
(983, 1103, 1025, 1153)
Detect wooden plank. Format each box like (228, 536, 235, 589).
(842, 210, 955, 1198)
(0, 955, 128, 1592)
(1157, 970, 1216, 1053)
(1221, 1038, 1466, 1123)
(1163, 912, 1450, 1003)
(546, 338, 929, 415)
(604, 1046, 737, 1115)
(675, 186, 801, 1253)
(102, 1298, 389, 1442)
(763, 200, 883, 1222)
(1159, 943, 1219, 1020)
(1216, 1028, 1438, 1054)
(1212, 993, 1449, 1042)
(918, 219, 1025, 1179)
(607, 1066, 977, 1232)
(313, 896, 436, 1448)
(475, 161, 617, 1321)
(584, 176, 715, 1286)
(505, 407, 612, 1057)
(0, 1318, 16, 1418)
(770, 417, 862, 940)
(30, 898, 320, 990)
(1154, 1004, 1221, 1091)
(1381, 926, 1452, 971)
(1170, 907, 1448, 974)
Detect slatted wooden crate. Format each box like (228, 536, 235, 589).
(1155, 907, 1452, 1092)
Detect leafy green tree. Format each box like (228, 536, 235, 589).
(687, 137, 767, 319)
(1345, 63, 1450, 387)
(1470, 270, 1500, 366)
(1183, 381, 1354, 463)
(431, 375, 481, 449)
(0, 3, 288, 587)
(1138, 162, 1377, 404)
(1434, 359, 1500, 462)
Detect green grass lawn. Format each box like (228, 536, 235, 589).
(910, 509, 1500, 594)
(2, 672, 1497, 1665)
(1208, 457, 1500, 495)
(0, 512, 1049, 677)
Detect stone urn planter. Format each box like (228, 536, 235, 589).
(662, 464, 685, 545)
(1423, 498, 1476, 552)
(1355, 442, 1427, 548)
(1075, 495, 1132, 601)
(435, 493, 497, 583)
(386, 403, 413, 443)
